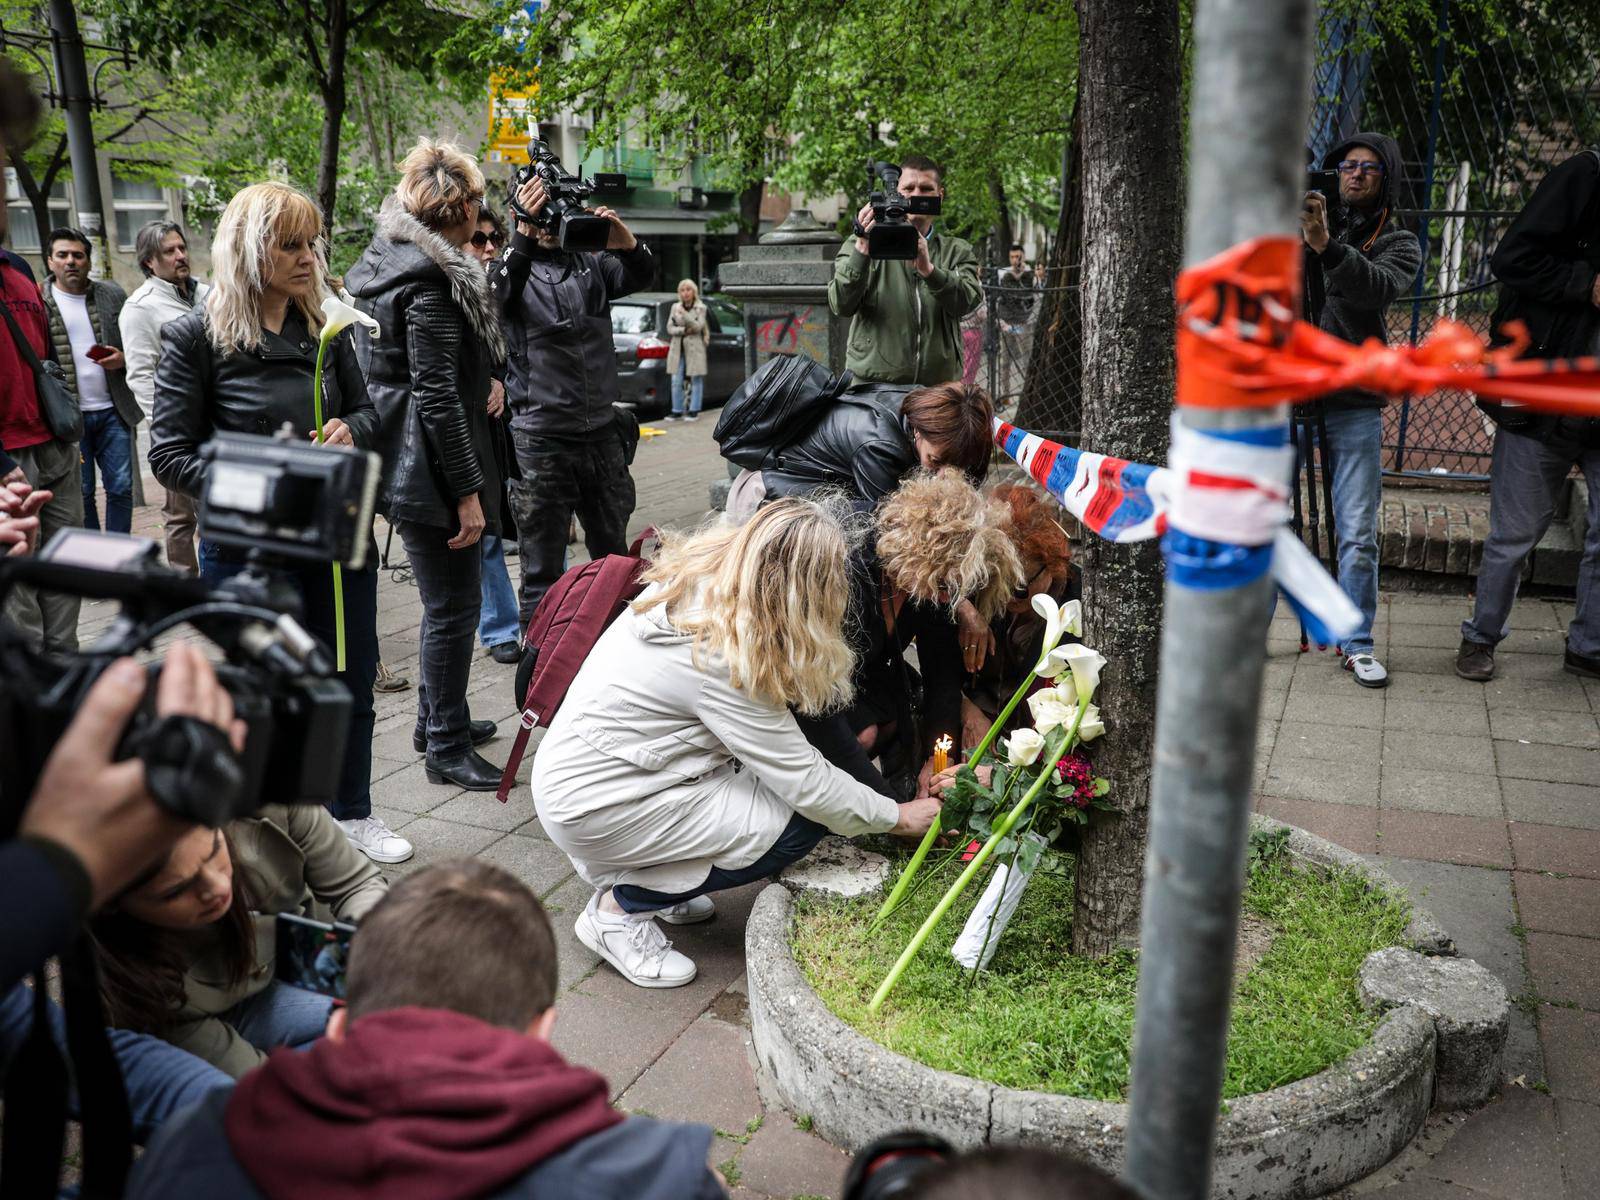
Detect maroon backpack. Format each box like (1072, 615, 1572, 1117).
(495, 529, 658, 802)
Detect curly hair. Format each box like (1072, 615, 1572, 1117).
(991, 483, 1071, 578)
(875, 469, 1022, 621)
(634, 496, 864, 716)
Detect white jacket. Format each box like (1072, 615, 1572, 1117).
(532, 585, 900, 893)
(119, 276, 210, 421)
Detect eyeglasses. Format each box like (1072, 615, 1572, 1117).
(1335, 161, 1385, 176)
(470, 231, 502, 249)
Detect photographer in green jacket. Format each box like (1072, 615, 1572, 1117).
(828, 155, 983, 385)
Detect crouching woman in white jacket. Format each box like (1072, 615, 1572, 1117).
(533, 498, 942, 988)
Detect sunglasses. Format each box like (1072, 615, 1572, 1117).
(470, 230, 502, 249)
(1335, 160, 1385, 176)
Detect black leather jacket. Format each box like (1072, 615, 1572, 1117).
(761, 384, 918, 504)
(345, 204, 504, 533)
(491, 231, 654, 438)
(150, 308, 378, 501)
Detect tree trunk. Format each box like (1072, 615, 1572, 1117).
(315, 0, 349, 238)
(1015, 97, 1083, 438)
(988, 171, 1013, 266)
(354, 66, 384, 172)
(737, 178, 764, 245)
(10, 139, 67, 274)
(1070, 0, 1183, 958)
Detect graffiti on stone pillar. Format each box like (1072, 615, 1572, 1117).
(754, 306, 829, 364)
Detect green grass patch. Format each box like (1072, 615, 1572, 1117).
(792, 855, 1409, 1101)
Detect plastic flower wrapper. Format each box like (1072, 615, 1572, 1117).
(950, 856, 1039, 971)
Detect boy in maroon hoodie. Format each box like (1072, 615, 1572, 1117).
(127, 859, 726, 1200)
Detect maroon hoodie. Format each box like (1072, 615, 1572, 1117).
(223, 1006, 622, 1200)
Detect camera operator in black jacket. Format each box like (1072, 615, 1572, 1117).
(492, 176, 655, 623)
(1458, 149, 1600, 684)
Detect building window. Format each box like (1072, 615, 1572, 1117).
(5, 171, 72, 253)
(111, 173, 170, 250)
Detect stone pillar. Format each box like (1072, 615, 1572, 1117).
(718, 210, 849, 378)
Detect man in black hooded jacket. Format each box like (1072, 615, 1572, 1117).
(1457, 149, 1600, 683)
(1301, 132, 1421, 690)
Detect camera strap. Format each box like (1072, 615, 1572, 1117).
(0, 939, 133, 1200)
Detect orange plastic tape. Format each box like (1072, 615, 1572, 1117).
(1175, 236, 1600, 415)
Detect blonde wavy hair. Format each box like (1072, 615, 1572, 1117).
(675, 278, 700, 305)
(395, 139, 485, 230)
(205, 182, 328, 356)
(876, 469, 1022, 622)
(634, 497, 859, 716)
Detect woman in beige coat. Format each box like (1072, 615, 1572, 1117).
(665, 278, 710, 421)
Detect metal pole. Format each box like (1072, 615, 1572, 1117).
(1123, 0, 1314, 1197)
(46, 0, 111, 274)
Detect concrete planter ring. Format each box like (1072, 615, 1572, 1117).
(745, 817, 1510, 1200)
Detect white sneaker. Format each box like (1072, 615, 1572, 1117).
(575, 893, 697, 989)
(656, 895, 716, 925)
(340, 816, 415, 864)
(1344, 653, 1390, 689)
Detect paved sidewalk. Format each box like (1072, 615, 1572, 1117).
(92, 418, 1597, 1199)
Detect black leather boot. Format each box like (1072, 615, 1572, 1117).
(414, 719, 497, 754)
(424, 748, 503, 791)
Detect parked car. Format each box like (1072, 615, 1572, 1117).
(611, 292, 746, 417)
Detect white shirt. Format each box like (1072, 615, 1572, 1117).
(55, 290, 113, 412)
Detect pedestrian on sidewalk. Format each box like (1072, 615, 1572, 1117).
(665, 278, 710, 421)
(1458, 149, 1600, 683)
(1300, 132, 1422, 689)
(121, 219, 211, 573)
(149, 182, 407, 864)
(42, 228, 144, 534)
(346, 140, 508, 792)
(463, 202, 523, 665)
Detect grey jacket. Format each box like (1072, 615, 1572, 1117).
(1309, 132, 1423, 411)
(42, 278, 142, 430)
(120, 275, 211, 421)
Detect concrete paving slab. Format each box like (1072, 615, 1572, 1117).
(1526, 932, 1600, 1009)
(1494, 740, 1600, 786)
(375, 815, 503, 878)
(553, 990, 698, 1102)
(1379, 813, 1513, 871)
(474, 831, 575, 899)
(1257, 795, 1379, 854)
(530, 872, 603, 989)
(364, 761, 461, 814)
(1553, 1097, 1600, 1200)
(1511, 823, 1600, 878)
(1384, 700, 1490, 737)
(1284, 690, 1388, 729)
(1387, 622, 1477, 651)
(1538, 1007, 1600, 1102)
(1265, 756, 1381, 806)
(1389, 672, 1501, 705)
(736, 1120, 852, 1200)
(1513, 872, 1600, 936)
(1485, 674, 1593, 714)
(1384, 646, 1462, 677)
(1381, 767, 1503, 819)
(426, 790, 538, 833)
(1489, 708, 1600, 749)
(1275, 720, 1383, 762)
(620, 1016, 762, 1133)
(1418, 1088, 1566, 1199)
(1381, 730, 1497, 775)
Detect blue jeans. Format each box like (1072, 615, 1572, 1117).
(199, 540, 378, 820)
(670, 363, 705, 416)
(479, 534, 522, 648)
(0, 983, 231, 1144)
(221, 981, 335, 1057)
(613, 812, 829, 913)
(1318, 407, 1382, 656)
(79, 409, 133, 534)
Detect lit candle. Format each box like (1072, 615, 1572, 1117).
(932, 734, 953, 776)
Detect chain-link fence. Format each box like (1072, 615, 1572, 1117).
(968, 272, 1082, 441)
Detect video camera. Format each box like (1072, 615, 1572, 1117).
(508, 138, 628, 253)
(843, 1130, 954, 1199)
(856, 161, 943, 260)
(0, 427, 381, 832)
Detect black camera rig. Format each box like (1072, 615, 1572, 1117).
(855, 161, 943, 260)
(508, 138, 628, 253)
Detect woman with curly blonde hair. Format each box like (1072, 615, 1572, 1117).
(825, 469, 1022, 799)
(532, 498, 941, 989)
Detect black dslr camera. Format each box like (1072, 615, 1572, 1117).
(508, 137, 628, 253)
(843, 1130, 954, 1199)
(855, 161, 943, 260)
(1306, 166, 1348, 236)
(0, 428, 381, 831)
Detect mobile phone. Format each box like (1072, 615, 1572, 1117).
(275, 912, 356, 999)
(86, 344, 116, 362)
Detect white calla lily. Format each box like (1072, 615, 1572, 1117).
(1036, 643, 1075, 679)
(1028, 594, 1085, 674)
(1058, 598, 1083, 638)
(1027, 685, 1077, 733)
(1004, 728, 1046, 767)
(319, 290, 380, 342)
(1055, 643, 1107, 706)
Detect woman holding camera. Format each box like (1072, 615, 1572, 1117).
(148, 183, 408, 866)
(91, 804, 388, 1078)
(665, 278, 710, 421)
(345, 141, 506, 791)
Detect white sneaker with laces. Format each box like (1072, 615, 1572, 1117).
(339, 816, 415, 864)
(656, 895, 716, 925)
(1344, 653, 1390, 689)
(575, 892, 697, 988)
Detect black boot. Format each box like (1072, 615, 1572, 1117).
(414, 719, 497, 754)
(425, 748, 504, 791)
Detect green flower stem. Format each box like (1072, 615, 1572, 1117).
(869, 716, 1081, 1014)
(311, 336, 346, 672)
(872, 665, 1043, 926)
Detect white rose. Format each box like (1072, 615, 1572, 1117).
(1028, 685, 1077, 733)
(1005, 728, 1046, 766)
(1072, 702, 1106, 742)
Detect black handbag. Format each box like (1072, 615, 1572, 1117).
(0, 296, 82, 443)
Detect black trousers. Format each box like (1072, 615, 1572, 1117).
(509, 427, 637, 625)
(396, 519, 483, 757)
